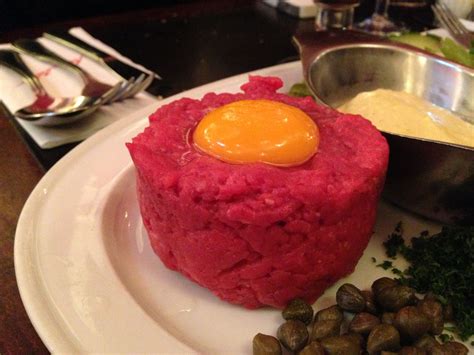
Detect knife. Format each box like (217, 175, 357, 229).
(43, 30, 166, 96)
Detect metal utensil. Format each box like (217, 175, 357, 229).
(43, 30, 158, 94)
(432, 3, 474, 49)
(13, 39, 134, 104)
(0, 50, 116, 126)
(294, 30, 474, 225)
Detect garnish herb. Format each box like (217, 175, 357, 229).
(439, 333, 454, 343)
(376, 260, 393, 270)
(382, 224, 474, 341)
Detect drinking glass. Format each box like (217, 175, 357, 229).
(355, 0, 403, 34)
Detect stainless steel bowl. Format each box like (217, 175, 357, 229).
(294, 30, 474, 225)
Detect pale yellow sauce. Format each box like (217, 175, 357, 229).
(339, 89, 474, 148)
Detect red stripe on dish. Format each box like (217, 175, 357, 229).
(35, 66, 55, 78)
(34, 54, 83, 78)
(71, 55, 83, 66)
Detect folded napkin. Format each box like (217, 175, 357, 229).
(0, 27, 159, 149)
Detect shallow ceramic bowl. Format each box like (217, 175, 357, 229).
(294, 30, 474, 225)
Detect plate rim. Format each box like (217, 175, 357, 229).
(13, 61, 302, 352)
(14, 58, 473, 352)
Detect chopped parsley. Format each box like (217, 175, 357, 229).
(377, 260, 393, 270)
(391, 267, 403, 276)
(382, 224, 474, 341)
(439, 333, 454, 343)
(383, 221, 404, 258)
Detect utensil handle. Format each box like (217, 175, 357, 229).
(13, 39, 87, 81)
(0, 50, 43, 92)
(43, 30, 109, 62)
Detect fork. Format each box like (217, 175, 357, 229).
(13, 39, 146, 104)
(432, 3, 474, 49)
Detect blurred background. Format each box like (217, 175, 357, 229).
(0, 0, 439, 32)
(0, 0, 234, 31)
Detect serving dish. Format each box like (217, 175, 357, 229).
(294, 30, 474, 225)
(15, 61, 472, 353)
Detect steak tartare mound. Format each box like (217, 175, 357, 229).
(127, 76, 389, 309)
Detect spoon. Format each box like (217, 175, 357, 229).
(13, 39, 131, 104)
(0, 50, 116, 126)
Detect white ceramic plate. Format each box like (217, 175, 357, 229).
(14, 61, 470, 353)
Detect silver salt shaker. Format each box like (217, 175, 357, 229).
(314, 0, 360, 30)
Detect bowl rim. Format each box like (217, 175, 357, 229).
(293, 30, 474, 152)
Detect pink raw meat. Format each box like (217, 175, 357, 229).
(127, 76, 389, 309)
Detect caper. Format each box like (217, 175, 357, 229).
(423, 292, 438, 302)
(336, 283, 365, 313)
(320, 334, 361, 355)
(310, 320, 340, 341)
(443, 304, 454, 322)
(441, 341, 469, 355)
(394, 306, 431, 341)
(413, 334, 439, 351)
(367, 323, 401, 354)
(252, 333, 282, 355)
(372, 277, 398, 296)
(299, 341, 325, 355)
(314, 305, 344, 324)
(376, 285, 416, 312)
(399, 346, 427, 354)
(349, 312, 380, 336)
(282, 298, 314, 325)
(277, 320, 308, 352)
(362, 290, 378, 314)
(430, 342, 469, 355)
(417, 299, 443, 335)
(345, 332, 365, 348)
(381, 312, 396, 325)
(412, 296, 421, 306)
(429, 344, 446, 355)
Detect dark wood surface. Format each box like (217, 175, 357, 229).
(0, 1, 435, 353)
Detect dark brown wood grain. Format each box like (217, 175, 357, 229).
(0, 117, 46, 354)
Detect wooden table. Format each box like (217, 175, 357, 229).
(0, 1, 434, 352)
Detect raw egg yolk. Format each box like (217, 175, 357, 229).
(193, 99, 319, 166)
